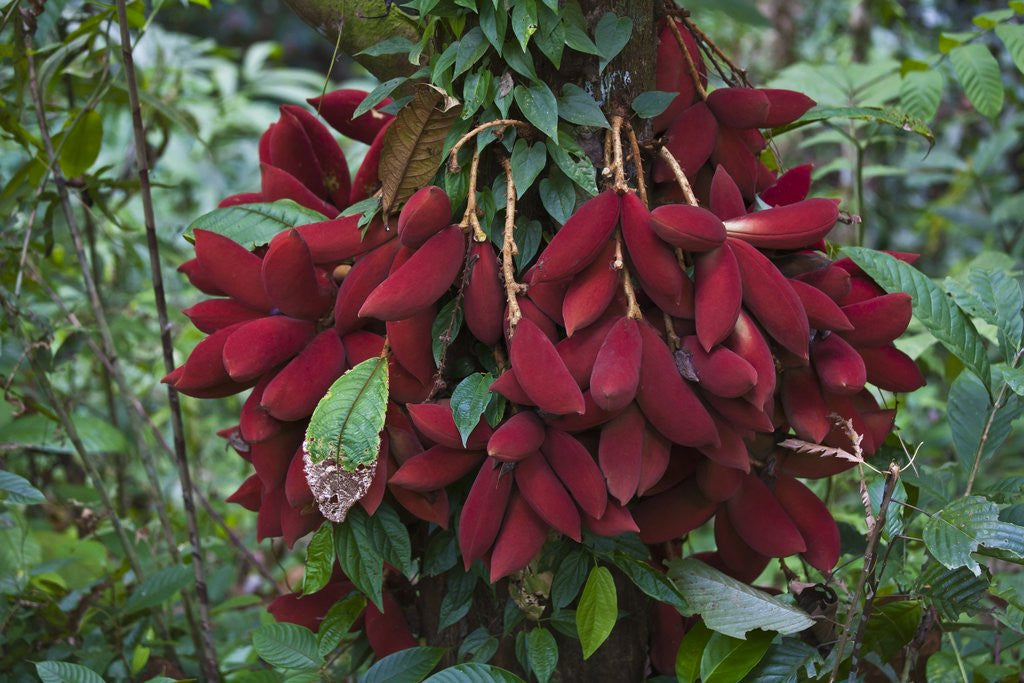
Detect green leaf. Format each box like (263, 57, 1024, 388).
(454, 27, 490, 78)
(533, 11, 565, 68)
(438, 570, 477, 632)
(922, 495, 1024, 574)
(512, 217, 542, 274)
(122, 565, 194, 614)
(302, 522, 335, 595)
(576, 565, 617, 659)
(675, 621, 713, 683)
(916, 563, 989, 620)
(546, 137, 597, 196)
(514, 84, 559, 140)
(318, 593, 367, 657)
(611, 552, 688, 611)
(947, 268, 1024, 356)
(358, 36, 417, 57)
(423, 663, 525, 682)
(185, 200, 329, 248)
(948, 371, 1017, 471)
(631, 91, 679, 119)
(305, 357, 389, 469)
(699, 630, 773, 683)
(557, 84, 609, 128)
(782, 105, 934, 144)
(253, 622, 323, 670)
(502, 41, 539, 81)
(843, 247, 991, 387)
(866, 477, 907, 542)
(525, 627, 558, 683)
(551, 547, 590, 609)
(450, 373, 494, 446)
(744, 639, 824, 683)
(462, 70, 494, 120)
(370, 503, 415, 577)
(0, 469, 45, 504)
(667, 558, 814, 638)
(336, 507, 386, 610)
(594, 12, 632, 73)
(563, 2, 601, 55)
(899, 70, 944, 121)
(973, 8, 1015, 28)
(860, 600, 922, 662)
(683, 0, 770, 26)
(539, 172, 576, 225)
(510, 139, 547, 198)
(359, 646, 445, 683)
(996, 24, 1024, 75)
(458, 627, 499, 663)
(511, 0, 538, 51)
(479, 1, 508, 51)
(432, 299, 464, 367)
(35, 662, 105, 683)
(355, 77, 408, 118)
(949, 43, 1004, 118)
(56, 110, 103, 178)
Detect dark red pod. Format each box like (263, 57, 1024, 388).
(726, 472, 806, 557)
(760, 163, 813, 207)
(542, 428, 608, 519)
(295, 214, 395, 266)
(166, 322, 244, 394)
(788, 278, 853, 331)
(489, 492, 549, 582)
(812, 332, 867, 396)
(334, 239, 400, 337)
(703, 394, 774, 434)
(781, 366, 830, 443)
(859, 345, 926, 392)
(308, 89, 395, 145)
(262, 229, 335, 320)
(710, 127, 759, 199)
(386, 304, 437, 386)
(389, 446, 484, 492)
(637, 428, 671, 496)
(178, 257, 226, 296)
(406, 400, 492, 450)
(227, 474, 263, 512)
(193, 229, 271, 311)
(532, 190, 621, 283)
(772, 474, 840, 572)
(709, 165, 747, 221)
(621, 191, 692, 310)
(251, 427, 305, 490)
(359, 440, 390, 516)
(515, 452, 582, 541)
(285, 448, 314, 509)
(654, 102, 718, 183)
(839, 293, 913, 347)
(279, 105, 352, 208)
(557, 311, 619, 390)
(724, 198, 839, 250)
(598, 404, 645, 506)
(706, 87, 771, 129)
(261, 330, 347, 421)
(696, 458, 744, 502)
(693, 245, 743, 351)
(510, 317, 586, 415)
(590, 317, 643, 412)
(652, 19, 705, 131)
(350, 120, 392, 204)
(463, 241, 504, 345)
(260, 163, 338, 218)
(583, 501, 640, 537)
(562, 240, 618, 336)
(241, 375, 284, 444)
(489, 370, 536, 406)
(762, 89, 817, 127)
(681, 336, 757, 399)
(183, 299, 263, 333)
(364, 591, 417, 658)
(650, 204, 727, 252)
(222, 316, 317, 383)
(697, 417, 750, 472)
(390, 485, 450, 528)
(488, 411, 546, 462)
(397, 185, 452, 248)
(714, 512, 769, 584)
(633, 478, 717, 544)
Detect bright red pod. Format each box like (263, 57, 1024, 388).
(256, 486, 285, 541)
(193, 229, 270, 311)
(390, 484, 450, 527)
(178, 257, 226, 296)
(183, 299, 263, 333)
(515, 452, 582, 541)
(780, 366, 830, 443)
(714, 512, 770, 584)
(280, 105, 352, 208)
(359, 226, 466, 321)
(772, 474, 840, 572)
(590, 317, 643, 412)
(724, 198, 839, 250)
(562, 241, 618, 336)
(285, 449, 314, 509)
(386, 304, 437, 385)
(693, 246, 743, 352)
(840, 276, 887, 306)
(508, 298, 560, 344)
(834, 251, 920, 278)
(532, 190, 621, 283)
(241, 376, 284, 444)
(464, 241, 505, 345)
(525, 270, 569, 326)
(251, 427, 305, 490)
(262, 229, 334, 320)
(350, 120, 392, 204)
(703, 394, 774, 434)
(364, 591, 418, 658)
(542, 428, 608, 519)
(488, 412, 545, 462)
(397, 185, 452, 248)
(557, 312, 620, 390)
(621, 191, 692, 304)
(706, 87, 771, 129)
(761, 164, 813, 207)
(221, 316, 317, 383)
(406, 400, 492, 450)
(812, 332, 867, 396)
(636, 321, 719, 448)
(775, 447, 856, 480)
(652, 20, 704, 131)
(295, 214, 394, 266)
(633, 478, 717, 544)
(823, 392, 877, 456)
(794, 264, 851, 302)
(726, 472, 806, 557)
(260, 162, 338, 218)
(261, 330, 346, 421)
(650, 204, 727, 252)
(334, 240, 400, 337)
(489, 370, 536, 406)
(166, 322, 243, 394)
(637, 428, 671, 496)
(723, 311, 777, 410)
(696, 458, 744, 502)
(729, 238, 810, 359)
(859, 345, 926, 392)
(359, 441, 390, 516)
(489, 492, 549, 582)
(762, 89, 817, 128)
(389, 446, 484, 492)
(307, 89, 394, 144)
(583, 501, 640, 537)
(788, 278, 853, 331)
(711, 127, 759, 199)
(598, 405, 645, 506)
(839, 293, 913, 347)
(542, 391, 622, 433)
(861, 407, 896, 450)
(697, 417, 750, 472)
(681, 336, 757, 399)
(654, 102, 718, 183)
(227, 474, 263, 512)
(510, 317, 586, 415)
(709, 165, 747, 221)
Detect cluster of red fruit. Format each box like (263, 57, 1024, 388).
(167, 16, 924, 668)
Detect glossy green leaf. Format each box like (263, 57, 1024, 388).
(302, 522, 336, 595)
(370, 503, 415, 577)
(547, 137, 597, 196)
(354, 77, 408, 118)
(359, 646, 445, 683)
(438, 570, 477, 632)
(454, 27, 489, 77)
(949, 43, 1004, 118)
(305, 357, 389, 469)
(744, 639, 824, 683)
(56, 110, 103, 178)
(611, 552, 687, 611)
(525, 627, 558, 683)
(576, 565, 617, 659)
(631, 91, 678, 119)
(462, 69, 494, 120)
(510, 139, 547, 197)
(996, 23, 1024, 75)
(699, 629, 774, 683)
(35, 662, 105, 683)
(782, 105, 934, 144)
(557, 84, 609, 128)
(122, 565, 194, 614)
(539, 171, 576, 224)
(594, 12, 632, 73)
(948, 370, 1018, 471)
(318, 593, 367, 657)
(0, 469, 45, 504)
(922, 495, 1024, 574)
(899, 70, 943, 121)
(511, 0, 538, 52)
(185, 200, 329, 248)
(450, 373, 493, 446)
(675, 621, 712, 683)
(514, 84, 559, 139)
(479, 1, 507, 51)
(945, 267, 1024, 356)
(423, 663, 524, 682)
(551, 547, 590, 609)
(253, 622, 322, 670)
(358, 36, 417, 57)
(916, 563, 989, 620)
(335, 508, 385, 610)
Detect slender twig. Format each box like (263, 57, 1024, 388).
(679, 13, 752, 87)
(459, 147, 488, 242)
(656, 146, 700, 206)
(613, 235, 642, 320)
(663, 313, 681, 351)
(625, 123, 648, 206)
(500, 158, 525, 334)
(945, 631, 970, 683)
(664, 14, 708, 99)
(448, 119, 530, 172)
(115, 5, 220, 677)
(609, 116, 629, 193)
(966, 346, 1024, 495)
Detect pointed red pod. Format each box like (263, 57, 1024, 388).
(650, 204, 727, 252)
(652, 20, 704, 131)
(597, 405, 645, 506)
(542, 428, 608, 519)
(724, 198, 839, 250)
(365, 592, 418, 658)
(397, 186, 452, 248)
(261, 330, 346, 421)
(489, 370, 536, 406)
(562, 241, 618, 336)
(262, 229, 334, 320)
(636, 321, 719, 448)
(227, 474, 263, 512)
(711, 126, 759, 199)
(360, 226, 466, 321)
(772, 474, 840, 572)
(722, 312, 776, 411)
(762, 89, 817, 128)
(621, 191, 692, 305)
(280, 105, 352, 208)
(281, 499, 323, 548)
(643, 446, 701, 497)
(285, 449, 314, 509)
(359, 441, 390, 515)
(839, 293, 913, 347)
(260, 163, 338, 218)
(861, 407, 896, 450)
(532, 190, 621, 283)
(525, 271, 569, 326)
(464, 241, 504, 345)
(167, 322, 244, 394)
(489, 492, 549, 582)
(834, 251, 920, 279)
(334, 240, 400, 337)
(709, 165, 747, 221)
(386, 304, 437, 385)
(693, 246, 742, 352)
(859, 345, 926, 392)
(385, 402, 424, 464)
(583, 501, 640, 537)
(697, 417, 750, 472)
(542, 391, 622, 433)
(780, 366, 830, 443)
(251, 428, 305, 490)
(726, 472, 806, 557)
(389, 446, 484, 492)
(406, 400, 492, 450)
(510, 317, 586, 415)
(515, 452, 582, 541)
(681, 336, 757, 399)
(241, 376, 284, 444)
(308, 89, 394, 144)
(696, 458, 744, 503)
(268, 578, 356, 632)
(218, 192, 265, 208)
(183, 299, 263, 333)
(390, 485, 451, 527)
(703, 395, 774, 434)
(221, 316, 317, 383)
(178, 257, 226, 296)
(558, 312, 620, 390)
(788, 279, 853, 331)
(812, 332, 867, 395)
(706, 87, 771, 129)
(714, 512, 770, 584)
(728, 238, 810, 359)
(350, 120, 392, 204)
(633, 478, 717, 543)
(193, 229, 270, 311)
(775, 447, 854, 479)
(294, 214, 394, 266)
(488, 412, 545, 462)
(840, 276, 887, 306)
(761, 164, 813, 207)
(257, 486, 285, 540)
(590, 317, 643, 412)
(794, 264, 851, 302)
(507, 298, 560, 344)
(654, 102, 718, 183)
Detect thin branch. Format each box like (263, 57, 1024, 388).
(656, 146, 700, 206)
(500, 157, 525, 334)
(664, 15, 708, 99)
(966, 346, 1024, 495)
(679, 13, 752, 87)
(609, 116, 629, 192)
(448, 119, 530, 172)
(613, 235, 642, 320)
(458, 147, 488, 242)
(625, 122, 649, 206)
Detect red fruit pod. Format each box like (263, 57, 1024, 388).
(295, 214, 395, 266)
(636, 321, 719, 448)
(649, 602, 687, 677)
(227, 474, 263, 512)
(823, 392, 876, 456)
(697, 417, 751, 472)
(774, 447, 853, 480)
(262, 229, 334, 320)
(406, 400, 493, 450)
(193, 229, 271, 311)
(285, 448, 314, 509)
(268, 578, 356, 633)
(681, 336, 757, 399)
(723, 311, 777, 410)
(781, 366, 830, 443)
(788, 278, 853, 331)
(508, 298, 560, 344)
(385, 402, 425, 465)
(696, 458, 744, 502)
(726, 472, 806, 557)
(464, 241, 504, 345)
(390, 485, 450, 527)
(397, 186, 452, 248)
(542, 391, 622, 433)
(859, 345, 926, 392)
(762, 89, 817, 128)
(489, 492, 549, 582)
(386, 304, 437, 385)
(510, 317, 586, 415)
(633, 478, 717, 544)
(834, 251, 920, 279)
(542, 428, 608, 519)
(562, 241, 618, 336)
(166, 322, 243, 394)
(360, 226, 466, 321)
(557, 312, 619, 390)
(183, 299, 263, 333)
(364, 591, 418, 658)
(524, 271, 569, 327)
(583, 501, 640, 537)
(637, 428, 671, 496)
(706, 87, 771, 129)
(703, 394, 774, 434)
(261, 330, 347, 421)
(350, 120, 392, 204)
(488, 412, 546, 462)
(812, 332, 867, 396)
(307, 89, 395, 145)
(334, 240, 400, 337)
(532, 190, 621, 283)
(714, 512, 770, 584)
(178, 257, 226, 296)
(260, 163, 338, 218)
(642, 446, 701, 497)
(515, 453, 582, 541)
(693, 246, 743, 351)
(241, 376, 284, 444)
(358, 441, 390, 516)
(590, 317, 643, 412)
(711, 127, 759, 199)
(621, 191, 693, 308)
(652, 20, 704, 131)
(839, 293, 913, 347)
(840, 276, 887, 306)
(654, 102, 718, 183)
(772, 474, 840, 572)
(266, 107, 330, 200)
(281, 499, 323, 548)
(218, 192, 265, 208)
(861, 407, 896, 450)
(280, 105, 352, 208)
(221, 316, 317, 383)
(724, 198, 839, 250)
(389, 446, 484, 492)
(709, 165, 747, 221)
(794, 264, 852, 303)
(760, 164, 813, 207)
(257, 486, 285, 541)
(489, 370, 536, 406)
(650, 204, 727, 252)
(251, 427, 305, 490)
(598, 405, 645, 506)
